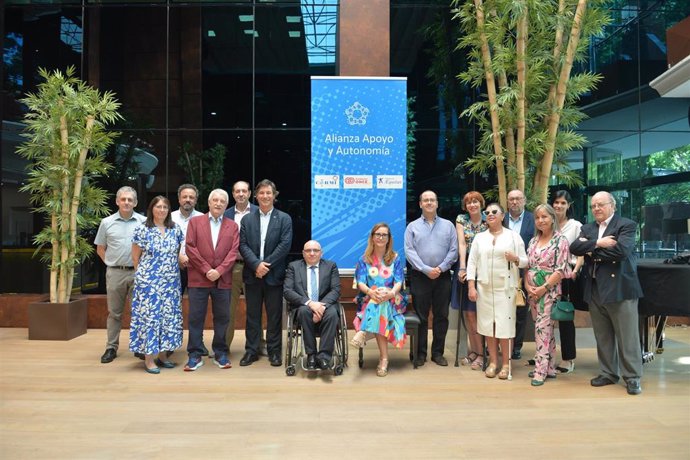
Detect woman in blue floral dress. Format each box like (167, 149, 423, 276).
(129, 196, 184, 374)
(350, 223, 407, 377)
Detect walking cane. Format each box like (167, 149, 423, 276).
(454, 280, 464, 367)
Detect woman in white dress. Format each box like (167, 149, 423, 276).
(467, 202, 527, 379)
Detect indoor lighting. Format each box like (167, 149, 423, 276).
(239, 15, 254, 23)
(207, 30, 216, 37)
(244, 30, 259, 37)
(286, 16, 301, 23)
(289, 31, 301, 38)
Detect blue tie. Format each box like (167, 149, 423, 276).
(310, 266, 318, 301)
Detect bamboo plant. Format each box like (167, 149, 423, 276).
(454, 0, 610, 206)
(17, 67, 122, 303)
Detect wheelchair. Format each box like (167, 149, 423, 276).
(284, 302, 349, 376)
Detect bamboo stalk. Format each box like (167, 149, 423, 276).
(536, 0, 588, 203)
(474, 0, 507, 208)
(515, 2, 528, 193)
(58, 113, 71, 303)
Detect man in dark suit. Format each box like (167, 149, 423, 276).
(503, 189, 535, 360)
(185, 189, 240, 371)
(570, 191, 643, 395)
(223, 180, 262, 353)
(283, 240, 341, 370)
(239, 179, 293, 367)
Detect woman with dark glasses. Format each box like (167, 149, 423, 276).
(467, 203, 527, 380)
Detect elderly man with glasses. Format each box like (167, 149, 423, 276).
(570, 191, 643, 395)
(283, 240, 341, 371)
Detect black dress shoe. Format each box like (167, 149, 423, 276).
(316, 357, 331, 370)
(414, 358, 426, 367)
(306, 354, 317, 370)
(239, 352, 259, 366)
(626, 379, 642, 395)
(431, 355, 448, 366)
(511, 349, 522, 360)
(591, 375, 616, 387)
(269, 353, 282, 367)
(100, 348, 117, 364)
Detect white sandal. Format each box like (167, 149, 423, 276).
(350, 330, 366, 348)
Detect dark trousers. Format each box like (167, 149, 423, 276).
(179, 268, 188, 296)
(296, 305, 338, 360)
(559, 278, 579, 360)
(187, 287, 230, 358)
(410, 269, 451, 359)
(514, 274, 528, 351)
(244, 280, 283, 356)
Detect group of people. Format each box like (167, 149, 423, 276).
(96, 180, 292, 374)
(94, 183, 644, 394)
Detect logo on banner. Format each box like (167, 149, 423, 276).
(376, 175, 404, 189)
(314, 175, 340, 189)
(345, 102, 370, 126)
(343, 175, 373, 189)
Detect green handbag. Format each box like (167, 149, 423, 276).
(551, 297, 575, 321)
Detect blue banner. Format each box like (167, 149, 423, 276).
(311, 77, 407, 272)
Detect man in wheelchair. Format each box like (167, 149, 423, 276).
(283, 240, 341, 370)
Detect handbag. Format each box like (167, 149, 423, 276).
(515, 279, 526, 307)
(510, 233, 526, 307)
(551, 297, 575, 321)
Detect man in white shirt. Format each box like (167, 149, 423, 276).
(171, 184, 206, 355)
(223, 181, 263, 352)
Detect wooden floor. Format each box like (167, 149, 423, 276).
(1, 326, 689, 460)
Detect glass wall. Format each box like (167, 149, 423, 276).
(2, 0, 689, 293)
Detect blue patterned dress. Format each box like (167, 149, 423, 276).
(354, 254, 407, 348)
(129, 224, 184, 354)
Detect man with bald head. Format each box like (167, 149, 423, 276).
(570, 192, 643, 395)
(283, 240, 341, 370)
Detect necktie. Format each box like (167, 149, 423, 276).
(310, 266, 318, 301)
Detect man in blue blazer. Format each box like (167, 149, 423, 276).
(503, 189, 535, 360)
(283, 240, 341, 370)
(239, 179, 293, 366)
(570, 192, 643, 395)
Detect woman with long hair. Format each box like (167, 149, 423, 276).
(350, 223, 407, 377)
(551, 190, 584, 374)
(525, 204, 571, 386)
(129, 196, 184, 374)
(452, 191, 487, 370)
(467, 203, 527, 380)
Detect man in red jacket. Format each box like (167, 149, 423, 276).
(184, 188, 239, 371)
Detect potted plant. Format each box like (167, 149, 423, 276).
(17, 66, 122, 340)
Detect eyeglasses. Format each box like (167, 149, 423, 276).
(483, 209, 500, 216)
(303, 248, 321, 253)
(590, 202, 612, 210)
(373, 233, 389, 239)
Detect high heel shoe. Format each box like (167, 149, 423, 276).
(350, 330, 366, 348)
(376, 358, 389, 377)
(485, 363, 497, 378)
(556, 360, 575, 374)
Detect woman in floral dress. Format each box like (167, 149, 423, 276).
(129, 196, 184, 374)
(525, 204, 571, 386)
(350, 222, 407, 377)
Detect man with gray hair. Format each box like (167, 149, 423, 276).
(570, 191, 643, 395)
(95, 186, 146, 363)
(184, 188, 240, 371)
